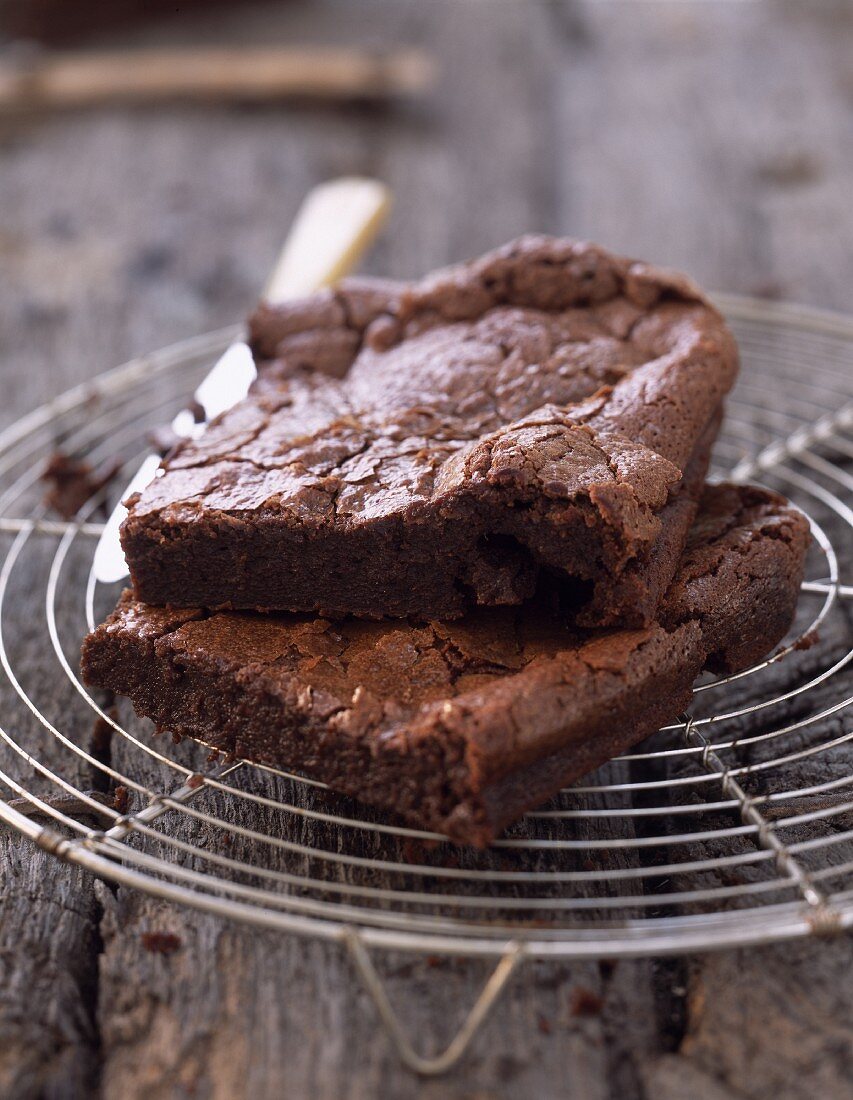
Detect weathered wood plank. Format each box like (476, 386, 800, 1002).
(0, 843, 103, 1100)
(0, 533, 114, 1098)
(0, 1, 851, 1098)
(554, 0, 853, 308)
(552, 7, 853, 1100)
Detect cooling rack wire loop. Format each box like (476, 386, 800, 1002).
(0, 297, 851, 1073)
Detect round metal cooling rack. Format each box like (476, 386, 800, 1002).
(0, 294, 852, 1075)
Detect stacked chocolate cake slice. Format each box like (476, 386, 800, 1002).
(82, 238, 810, 845)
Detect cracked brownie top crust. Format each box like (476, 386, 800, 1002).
(86, 484, 809, 845)
(121, 236, 738, 621)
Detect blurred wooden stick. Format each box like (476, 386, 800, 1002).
(0, 46, 435, 110)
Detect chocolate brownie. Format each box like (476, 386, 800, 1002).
(42, 452, 121, 520)
(120, 237, 738, 625)
(83, 484, 809, 846)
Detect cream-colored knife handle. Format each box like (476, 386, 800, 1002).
(92, 177, 391, 586)
(264, 177, 391, 303)
(195, 178, 389, 422)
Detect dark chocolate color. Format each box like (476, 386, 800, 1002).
(121, 237, 738, 623)
(84, 484, 809, 846)
(42, 452, 121, 520)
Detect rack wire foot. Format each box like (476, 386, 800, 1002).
(344, 931, 524, 1076)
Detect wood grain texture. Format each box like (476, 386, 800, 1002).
(1, 1, 852, 1097)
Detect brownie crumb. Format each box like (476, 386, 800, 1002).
(186, 773, 204, 790)
(141, 931, 182, 955)
(146, 424, 183, 459)
(113, 785, 130, 815)
(569, 986, 604, 1017)
(537, 1013, 552, 1035)
(42, 452, 121, 520)
(401, 837, 442, 863)
(795, 628, 820, 651)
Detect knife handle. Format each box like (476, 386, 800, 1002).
(196, 177, 391, 420)
(0, 48, 433, 112)
(264, 178, 392, 304)
(91, 176, 392, 586)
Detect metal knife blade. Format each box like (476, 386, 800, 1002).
(92, 177, 391, 586)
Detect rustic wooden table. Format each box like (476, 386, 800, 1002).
(1, 2, 852, 1097)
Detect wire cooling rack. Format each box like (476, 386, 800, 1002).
(0, 295, 851, 1074)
